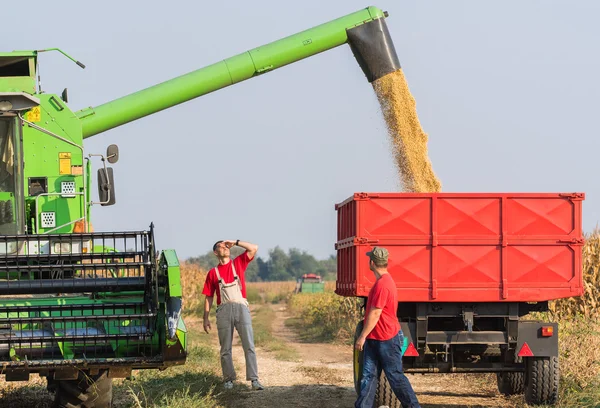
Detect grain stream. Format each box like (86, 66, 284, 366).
(373, 70, 441, 192)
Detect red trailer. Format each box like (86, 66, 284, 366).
(336, 192, 585, 406)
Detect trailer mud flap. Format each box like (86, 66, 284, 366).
(516, 321, 558, 357)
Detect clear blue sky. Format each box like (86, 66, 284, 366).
(7, 1, 599, 260)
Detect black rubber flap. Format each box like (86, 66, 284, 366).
(347, 17, 401, 82)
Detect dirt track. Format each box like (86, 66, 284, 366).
(221, 304, 519, 408)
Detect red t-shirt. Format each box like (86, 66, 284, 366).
(364, 273, 400, 341)
(202, 252, 252, 305)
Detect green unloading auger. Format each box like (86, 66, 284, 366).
(76, 6, 400, 138)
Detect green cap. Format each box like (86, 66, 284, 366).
(366, 246, 389, 264)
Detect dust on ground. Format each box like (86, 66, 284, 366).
(221, 303, 518, 408)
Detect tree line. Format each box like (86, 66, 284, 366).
(186, 246, 336, 282)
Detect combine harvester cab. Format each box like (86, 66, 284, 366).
(295, 273, 325, 294)
(337, 192, 585, 407)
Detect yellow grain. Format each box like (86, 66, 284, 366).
(373, 70, 441, 193)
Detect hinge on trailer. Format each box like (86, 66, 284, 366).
(558, 237, 585, 245)
(431, 279, 437, 299)
(559, 193, 585, 201)
(356, 237, 379, 245)
(355, 192, 380, 200)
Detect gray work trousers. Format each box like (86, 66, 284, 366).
(216, 302, 258, 381)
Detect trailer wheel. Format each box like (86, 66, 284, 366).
(525, 357, 559, 405)
(496, 372, 525, 395)
(53, 370, 113, 408)
(374, 372, 401, 408)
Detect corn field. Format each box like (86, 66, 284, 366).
(549, 229, 600, 320)
(288, 292, 362, 343)
(180, 262, 207, 315)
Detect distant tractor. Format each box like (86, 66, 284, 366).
(295, 273, 325, 294)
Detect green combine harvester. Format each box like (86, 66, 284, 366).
(0, 6, 401, 407)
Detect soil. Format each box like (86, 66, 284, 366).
(221, 303, 519, 408)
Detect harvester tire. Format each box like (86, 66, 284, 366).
(496, 372, 525, 395)
(353, 321, 364, 394)
(53, 370, 113, 408)
(524, 356, 559, 405)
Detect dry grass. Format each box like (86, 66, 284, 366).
(288, 292, 362, 344)
(246, 281, 296, 304)
(550, 229, 600, 320)
(373, 70, 441, 193)
(251, 305, 299, 361)
(527, 229, 600, 397)
(293, 366, 344, 384)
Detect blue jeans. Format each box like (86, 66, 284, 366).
(355, 331, 420, 408)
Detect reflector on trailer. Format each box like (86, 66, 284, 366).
(541, 326, 554, 337)
(403, 342, 419, 357)
(518, 342, 534, 357)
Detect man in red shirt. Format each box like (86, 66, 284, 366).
(355, 247, 420, 408)
(202, 239, 264, 391)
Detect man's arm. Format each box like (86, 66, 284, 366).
(203, 296, 214, 334)
(225, 240, 258, 260)
(355, 307, 383, 351)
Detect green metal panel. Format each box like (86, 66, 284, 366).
(0, 54, 36, 93)
(76, 6, 387, 138)
(301, 282, 325, 293)
(0, 77, 36, 94)
(21, 94, 85, 233)
(0, 51, 37, 57)
(162, 249, 182, 297)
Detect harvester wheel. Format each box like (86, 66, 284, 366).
(53, 370, 113, 408)
(353, 321, 364, 394)
(524, 356, 559, 405)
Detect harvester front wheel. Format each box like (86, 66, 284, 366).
(53, 370, 113, 408)
(353, 321, 364, 394)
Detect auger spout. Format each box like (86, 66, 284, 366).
(76, 6, 400, 139)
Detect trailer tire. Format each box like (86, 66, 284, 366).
(53, 370, 113, 408)
(375, 373, 401, 408)
(525, 356, 559, 405)
(496, 372, 525, 395)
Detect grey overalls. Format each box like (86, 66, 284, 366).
(214, 263, 258, 382)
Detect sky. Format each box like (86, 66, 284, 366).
(5, 1, 600, 260)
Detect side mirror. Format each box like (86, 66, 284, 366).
(106, 144, 119, 164)
(97, 167, 116, 206)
